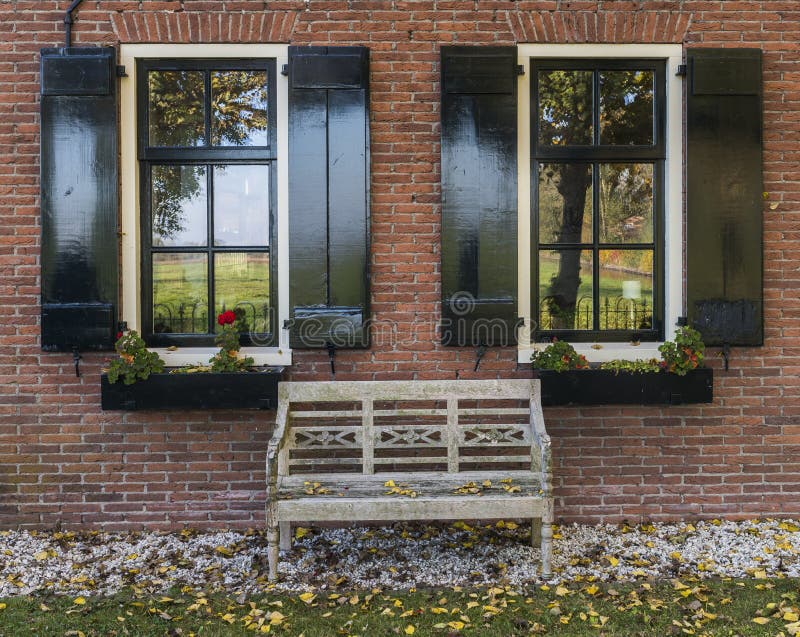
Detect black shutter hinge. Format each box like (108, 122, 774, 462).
(72, 346, 82, 378)
(326, 341, 336, 377)
(281, 64, 289, 77)
(721, 342, 731, 372)
(116, 65, 128, 78)
(473, 344, 487, 372)
(516, 64, 525, 76)
(283, 319, 293, 330)
(676, 64, 687, 77)
(677, 316, 688, 326)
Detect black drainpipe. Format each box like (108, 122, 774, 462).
(64, 0, 86, 48)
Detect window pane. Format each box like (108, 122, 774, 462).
(538, 249, 593, 330)
(599, 250, 653, 330)
(599, 163, 653, 243)
(211, 71, 269, 146)
(599, 70, 654, 145)
(538, 163, 592, 244)
(213, 165, 270, 246)
(537, 70, 593, 146)
(151, 165, 207, 247)
(214, 253, 270, 334)
(148, 70, 205, 147)
(152, 253, 208, 334)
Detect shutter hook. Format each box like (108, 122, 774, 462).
(326, 341, 336, 377)
(473, 344, 487, 372)
(721, 342, 730, 372)
(72, 346, 82, 378)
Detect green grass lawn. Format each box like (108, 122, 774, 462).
(2, 578, 799, 636)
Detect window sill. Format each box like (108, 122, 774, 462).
(534, 368, 713, 406)
(100, 366, 285, 411)
(519, 342, 662, 364)
(151, 347, 292, 367)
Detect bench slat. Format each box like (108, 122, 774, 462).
(277, 496, 545, 522)
(280, 379, 535, 402)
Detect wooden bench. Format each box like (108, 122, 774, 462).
(265, 379, 553, 580)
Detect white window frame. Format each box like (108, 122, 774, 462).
(119, 44, 291, 366)
(516, 43, 684, 363)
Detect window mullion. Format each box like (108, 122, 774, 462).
(207, 164, 215, 333)
(591, 161, 600, 332)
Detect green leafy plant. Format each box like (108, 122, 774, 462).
(531, 338, 589, 372)
(658, 326, 705, 376)
(599, 358, 660, 375)
(209, 308, 255, 373)
(106, 330, 165, 385)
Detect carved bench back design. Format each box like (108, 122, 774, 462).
(277, 380, 542, 476)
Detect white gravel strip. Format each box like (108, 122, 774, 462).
(2, 519, 800, 597)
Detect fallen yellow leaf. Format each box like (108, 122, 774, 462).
(404, 625, 415, 635)
(298, 592, 316, 604)
(73, 597, 87, 605)
(752, 617, 770, 625)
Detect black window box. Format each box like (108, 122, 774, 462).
(536, 368, 713, 406)
(100, 367, 285, 411)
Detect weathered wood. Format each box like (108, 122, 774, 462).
(265, 379, 553, 580)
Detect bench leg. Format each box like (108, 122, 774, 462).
(530, 519, 541, 547)
(266, 493, 279, 581)
(540, 501, 554, 578)
(279, 522, 291, 552)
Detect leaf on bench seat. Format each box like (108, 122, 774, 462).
(384, 480, 418, 498)
(303, 481, 331, 495)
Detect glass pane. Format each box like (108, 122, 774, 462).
(151, 165, 207, 247)
(214, 253, 270, 334)
(148, 70, 205, 147)
(538, 163, 592, 244)
(600, 70, 654, 145)
(211, 70, 269, 146)
(213, 165, 269, 246)
(599, 163, 653, 243)
(538, 249, 593, 330)
(152, 253, 208, 334)
(599, 250, 654, 330)
(537, 70, 593, 146)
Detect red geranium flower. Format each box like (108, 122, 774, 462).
(217, 310, 236, 326)
(116, 331, 123, 340)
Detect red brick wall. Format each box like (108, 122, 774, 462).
(2, 0, 798, 529)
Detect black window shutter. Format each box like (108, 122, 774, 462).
(686, 48, 763, 346)
(440, 46, 519, 347)
(288, 46, 370, 349)
(40, 47, 118, 351)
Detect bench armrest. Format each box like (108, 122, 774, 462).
(266, 385, 291, 488)
(529, 391, 553, 497)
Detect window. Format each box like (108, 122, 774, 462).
(120, 45, 290, 366)
(533, 59, 665, 342)
(138, 59, 276, 347)
(517, 45, 683, 361)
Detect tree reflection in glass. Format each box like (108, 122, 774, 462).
(151, 165, 207, 247)
(538, 70, 593, 146)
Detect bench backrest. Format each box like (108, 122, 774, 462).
(274, 379, 544, 476)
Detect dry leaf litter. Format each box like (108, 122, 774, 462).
(2, 519, 800, 598)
